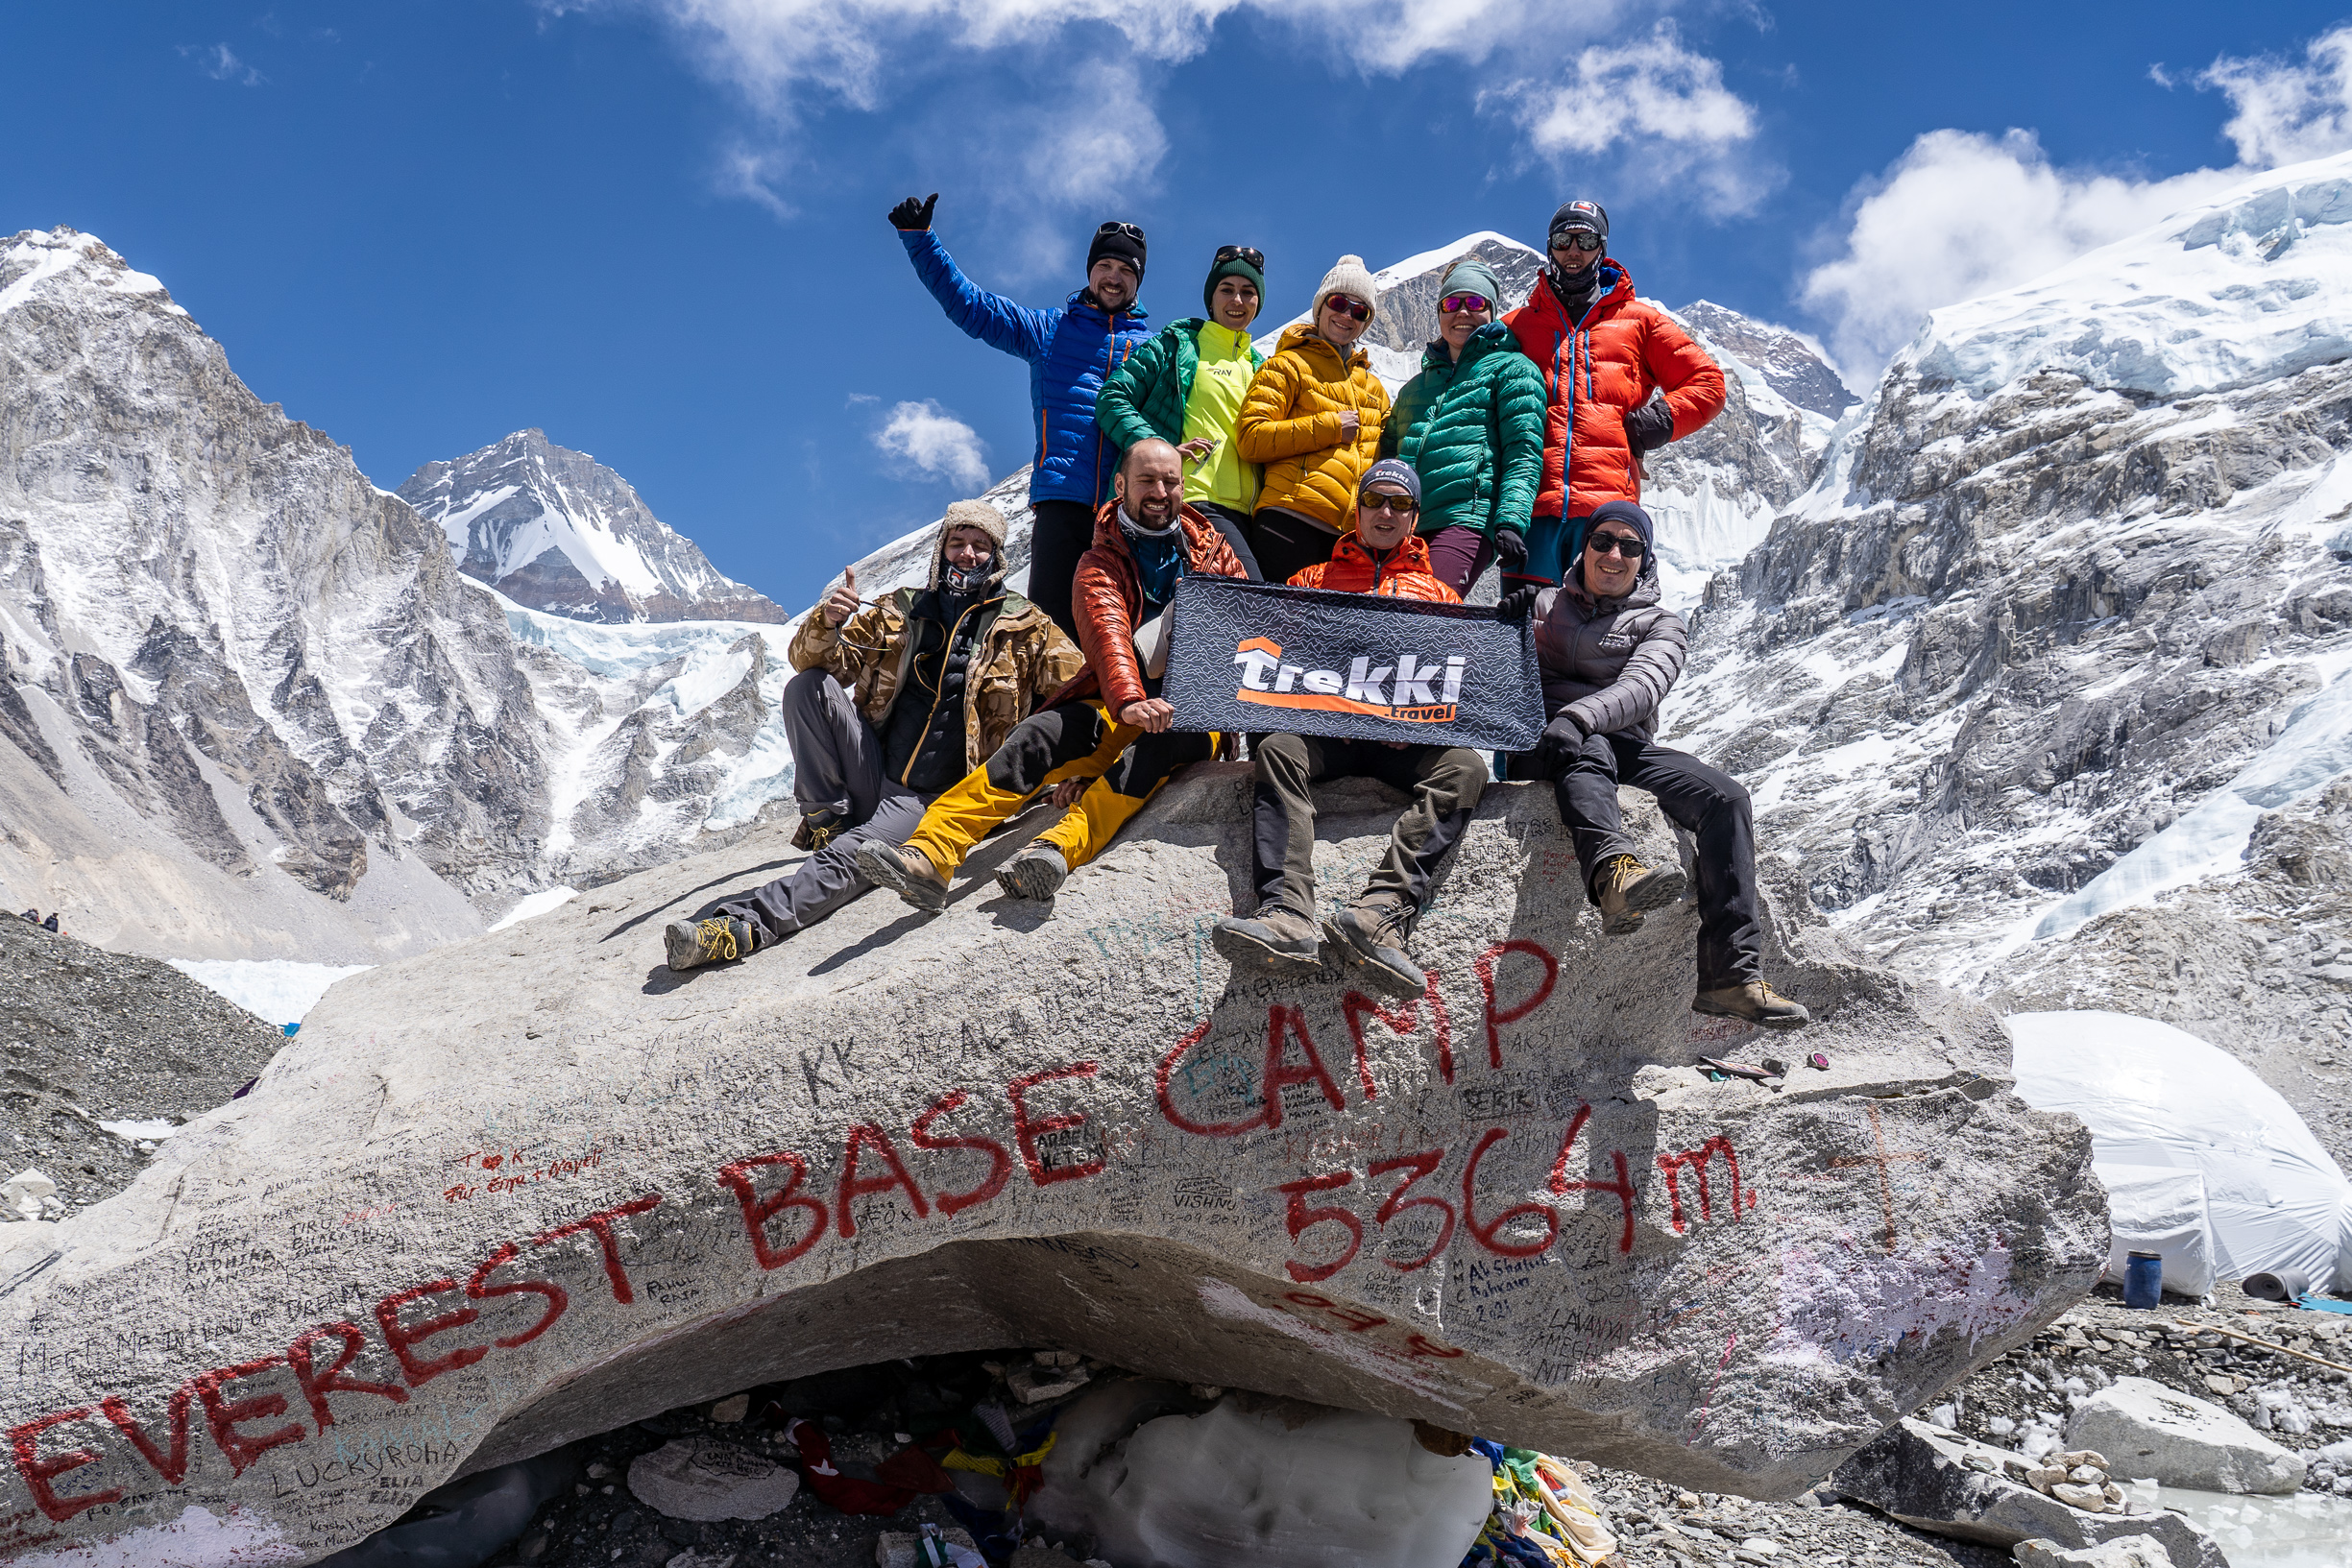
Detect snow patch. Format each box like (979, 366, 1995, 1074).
(168, 958, 374, 1025)
(488, 886, 578, 931)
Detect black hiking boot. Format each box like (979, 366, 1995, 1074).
(1212, 904, 1324, 978)
(858, 839, 951, 912)
(1593, 854, 1687, 935)
(996, 843, 1069, 902)
(665, 916, 754, 972)
(1328, 896, 1425, 999)
(792, 808, 845, 852)
(1692, 981, 1812, 1030)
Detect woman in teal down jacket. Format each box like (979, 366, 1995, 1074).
(1380, 255, 1546, 596)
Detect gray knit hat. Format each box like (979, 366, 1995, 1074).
(1314, 254, 1379, 321)
(1439, 257, 1504, 311)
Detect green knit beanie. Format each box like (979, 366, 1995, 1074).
(1440, 258, 1505, 312)
(1203, 252, 1266, 318)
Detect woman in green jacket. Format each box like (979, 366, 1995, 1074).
(1095, 245, 1267, 578)
(1380, 256, 1546, 595)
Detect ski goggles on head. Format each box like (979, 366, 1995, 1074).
(1549, 230, 1605, 253)
(1439, 292, 1492, 314)
(1321, 295, 1371, 322)
(1586, 532, 1646, 559)
(1214, 244, 1264, 270)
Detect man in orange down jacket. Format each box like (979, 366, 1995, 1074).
(1212, 459, 1493, 998)
(858, 438, 1250, 909)
(1503, 199, 1725, 591)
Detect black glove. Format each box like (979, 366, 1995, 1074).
(1491, 526, 1527, 571)
(889, 193, 938, 231)
(1623, 399, 1674, 455)
(1496, 585, 1540, 621)
(1529, 713, 1587, 779)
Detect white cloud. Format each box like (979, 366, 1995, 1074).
(1504, 21, 1771, 216)
(2199, 24, 2352, 168)
(1799, 130, 2239, 382)
(1803, 22, 2352, 385)
(179, 43, 264, 84)
(875, 398, 990, 489)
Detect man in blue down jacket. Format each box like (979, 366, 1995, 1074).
(1523, 499, 1810, 1030)
(891, 192, 1153, 643)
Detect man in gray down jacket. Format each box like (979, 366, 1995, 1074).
(1524, 499, 1809, 1028)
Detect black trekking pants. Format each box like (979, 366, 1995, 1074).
(1026, 499, 1095, 645)
(1553, 732, 1760, 990)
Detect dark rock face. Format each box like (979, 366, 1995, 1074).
(400, 431, 786, 625)
(1679, 302, 1858, 422)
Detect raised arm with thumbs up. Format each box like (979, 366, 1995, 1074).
(821, 566, 861, 628)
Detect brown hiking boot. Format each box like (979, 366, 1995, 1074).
(1692, 981, 1812, 1030)
(857, 839, 952, 912)
(665, 916, 755, 972)
(1328, 896, 1424, 999)
(1593, 854, 1688, 935)
(1212, 904, 1324, 977)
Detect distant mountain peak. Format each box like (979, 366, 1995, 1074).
(1674, 301, 1856, 421)
(399, 430, 784, 624)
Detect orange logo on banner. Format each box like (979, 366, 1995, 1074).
(1229, 637, 1465, 725)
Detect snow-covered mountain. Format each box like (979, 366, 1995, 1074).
(1664, 151, 2352, 1166)
(400, 428, 785, 623)
(0, 229, 798, 961)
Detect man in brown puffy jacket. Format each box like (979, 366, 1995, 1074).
(1526, 499, 1808, 1029)
(859, 439, 1249, 909)
(665, 502, 1080, 970)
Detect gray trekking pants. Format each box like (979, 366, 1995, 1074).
(1248, 734, 1488, 920)
(718, 666, 932, 946)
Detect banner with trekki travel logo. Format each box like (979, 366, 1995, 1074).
(1161, 575, 1544, 751)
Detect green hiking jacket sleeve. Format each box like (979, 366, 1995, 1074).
(1490, 349, 1548, 537)
(1095, 320, 1197, 452)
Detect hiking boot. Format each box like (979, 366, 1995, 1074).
(665, 916, 754, 972)
(1593, 854, 1688, 935)
(996, 843, 1069, 902)
(1692, 981, 1812, 1031)
(1212, 904, 1324, 977)
(1328, 897, 1425, 999)
(792, 808, 845, 852)
(858, 839, 951, 912)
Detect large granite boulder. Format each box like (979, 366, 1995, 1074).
(0, 770, 2104, 1564)
(2068, 1376, 2308, 1494)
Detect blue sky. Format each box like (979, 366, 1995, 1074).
(7, 3, 2352, 614)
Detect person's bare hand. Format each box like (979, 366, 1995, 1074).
(821, 566, 861, 628)
(1176, 436, 1216, 463)
(1119, 698, 1175, 734)
(1050, 778, 1089, 808)
(1337, 409, 1361, 441)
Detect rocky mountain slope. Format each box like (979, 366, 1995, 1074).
(1663, 149, 2352, 1170)
(0, 229, 798, 961)
(400, 428, 785, 623)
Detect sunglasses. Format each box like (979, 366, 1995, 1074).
(1550, 231, 1605, 253)
(1586, 533, 1646, 559)
(1097, 221, 1146, 240)
(1215, 244, 1264, 269)
(1322, 295, 1371, 322)
(1360, 493, 1418, 515)
(1439, 292, 1492, 315)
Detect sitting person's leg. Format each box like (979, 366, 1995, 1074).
(1617, 741, 1806, 1027)
(1328, 743, 1488, 993)
(717, 784, 928, 950)
(1211, 731, 1335, 972)
(668, 668, 890, 969)
(1002, 726, 1219, 898)
(1552, 732, 1687, 935)
(861, 700, 1130, 909)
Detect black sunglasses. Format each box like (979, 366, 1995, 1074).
(1098, 221, 1146, 240)
(1587, 533, 1646, 559)
(1550, 231, 1605, 253)
(1215, 244, 1264, 269)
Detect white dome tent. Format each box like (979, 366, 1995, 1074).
(2007, 1011, 2352, 1297)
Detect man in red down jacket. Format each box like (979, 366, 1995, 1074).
(1503, 199, 1724, 591)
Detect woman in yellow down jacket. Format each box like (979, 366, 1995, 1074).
(1236, 254, 1391, 587)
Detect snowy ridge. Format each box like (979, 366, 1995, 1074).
(400, 429, 786, 624)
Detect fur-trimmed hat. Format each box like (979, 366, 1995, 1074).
(930, 499, 1007, 590)
(1313, 254, 1379, 321)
